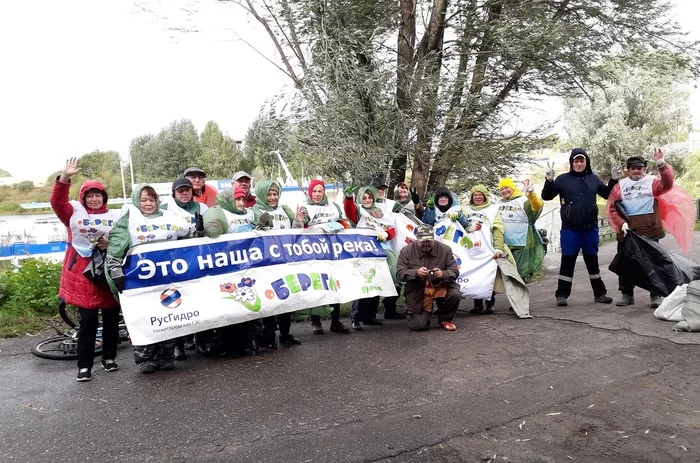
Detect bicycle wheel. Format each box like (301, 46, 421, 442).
(31, 336, 103, 360)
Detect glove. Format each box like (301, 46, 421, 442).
(611, 162, 623, 180)
(256, 212, 273, 230)
(621, 222, 629, 236)
(493, 250, 505, 260)
(468, 221, 482, 233)
(194, 212, 205, 237)
(521, 179, 534, 194)
(344, 184, 358, 198)
(426, 197, 435, 209)
(410, 187, 420, 204)
(546, 161, 555, 181)
(448, 212, 459, 222)
(377, 231, 389, 241)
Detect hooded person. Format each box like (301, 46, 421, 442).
(204, 185, 255, 237)
(106, 183, 191, 374)
(464, 184, 515, 314)
(50, 157, 122, 382)
(200, 185, 260, 357)
(343, 185, 401, 327)
(295, 179, 352, 334)
(497, 177, 546, 281)
(250, 180, 302, 347)
(161, 177, 208, 238)
(393, 182, 424, 220)
(605, 148, 675, 308)
(541, 148, 619, 307)
(422, 186, 469, 228)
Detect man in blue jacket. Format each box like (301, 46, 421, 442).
(541, 148, 620, 307)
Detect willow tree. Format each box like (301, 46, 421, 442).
(221, 0, 698, 193)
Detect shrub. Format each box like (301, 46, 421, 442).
(0, 258, 62, 336)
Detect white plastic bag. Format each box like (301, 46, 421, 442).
(653, 284, 687, 321)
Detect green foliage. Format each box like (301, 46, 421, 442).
(564, 50, 694, 176)
(14, 181, 34, 193)
(0, 258, 62, 337)
(0, 168, 10, 177)
(130, 119, 202, 183)
(679, 150, 700, 198)
(196, 121, 244, 179)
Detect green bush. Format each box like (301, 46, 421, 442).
(0, 258, 62, 337)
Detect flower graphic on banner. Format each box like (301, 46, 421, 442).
(219, 278, 262, 312)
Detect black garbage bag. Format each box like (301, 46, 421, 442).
(609, 231, 700, 297)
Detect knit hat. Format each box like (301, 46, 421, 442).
(308, 179, 325, 198)
(415, 224, 434, 241)
(497, 178, 516, 191)
(234, 186, 246, 199)
(172, 177, 193, 194)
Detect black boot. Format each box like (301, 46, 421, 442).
(470, 299, 485, 314)
(483, 293, 495, 314)
(279, 333, 302, 345)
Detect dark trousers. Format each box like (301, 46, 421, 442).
(262, 313, 292, 335)
(617, 238, 660, 296)
(133, 340, 175, 365)
(354, 296, 380, 323)
(555, 253, 607, 299)
(410, 287, 461, 331)
(311, 304, 341, 324)
(77, 308, 120, 370)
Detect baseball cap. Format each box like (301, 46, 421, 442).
(232, 171, 252, 181)
(172, 177, 193, 193)
(415, 224, 434, 242)
(183, 167, 206, 177)
(626, 156, 647, 168)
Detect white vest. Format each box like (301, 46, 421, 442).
(126, 205, 190, 246)
(434, 204, 462, 222)
(265, 206, 292, 230)
(356, 206, 395, 231)
(499, 196, 528, 247)
(222, 208, 255, 233)
(376, 198, 397, 214)
(69, 201, 122, 257)
(161, 196, 208, 233)
(466, 204, 499, 230)
(620, 176, 654, 216)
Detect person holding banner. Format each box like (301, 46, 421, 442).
(606, 149, 675, 308)
(422, 187, 469, 228)
(297, 179, 352, 335)
(203, 185, 260, 357)
(541, 148, 617, 307)
(497, 177, 546, 281)
(161, 177, 211, 360)
(465, 184, 512, 314)
(344, 185, 399, 328)
(50, 157, 122, 382)
(106, 184, 192, 374)
(251, 180, 303, 346)
(396, 224, 461, 331)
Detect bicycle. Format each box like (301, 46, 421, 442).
(31, 300, 130, 360)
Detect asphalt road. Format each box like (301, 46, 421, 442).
(2, 233, 699, 463)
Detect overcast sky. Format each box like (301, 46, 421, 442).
(0, 1, 698, 181)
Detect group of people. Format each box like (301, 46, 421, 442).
(51, 146, 675, 382)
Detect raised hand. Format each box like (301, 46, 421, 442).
(60, 157, 81, 182)
(545, 162, 555, 181)
(610, 161, 623, 180)
(410, 187, 420, 204)
(521, 178, 534, 193)
(653, 148, 664, 161)
(344, 183, 359, 198)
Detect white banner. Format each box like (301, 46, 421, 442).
(118, 229, 397, 345)
(433, 217, 497, 299)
